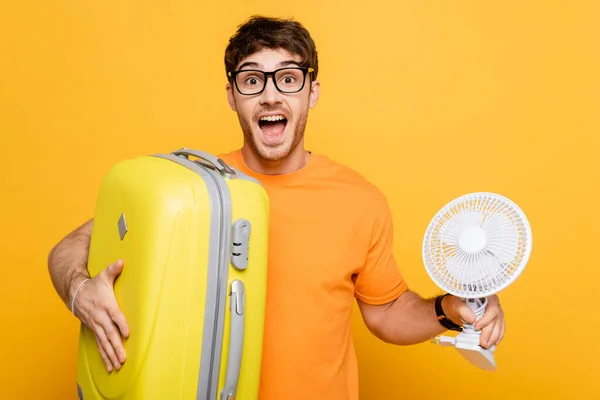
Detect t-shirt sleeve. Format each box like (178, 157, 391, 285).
(354, 190, 409, 305)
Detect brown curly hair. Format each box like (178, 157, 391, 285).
(224, 15, 319, 82)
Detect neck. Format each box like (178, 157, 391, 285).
(241, 143, 310, 175)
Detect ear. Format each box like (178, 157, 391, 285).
(226, 82, 237, 111)
(309, 79, 320, 109)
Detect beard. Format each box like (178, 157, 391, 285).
(238, 103, 309, 163)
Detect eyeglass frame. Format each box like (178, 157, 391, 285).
(228, 66, 315, 96)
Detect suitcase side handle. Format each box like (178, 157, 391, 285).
(172, 148, 236, 179)
(220, 280, 245, 400)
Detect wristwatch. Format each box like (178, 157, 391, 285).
(435, 294, 463, 332)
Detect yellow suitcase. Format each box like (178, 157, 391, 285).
(76, 148, 269, 400)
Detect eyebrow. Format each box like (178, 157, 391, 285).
(236, 59, 302, 71)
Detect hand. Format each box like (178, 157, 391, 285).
(442, 294, 505, 349)
(72, 259, 130, 372)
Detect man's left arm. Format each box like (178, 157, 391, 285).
(354, 189, 505, 349)
(357, 290, 505, 348)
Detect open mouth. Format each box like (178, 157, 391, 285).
(258, 115, 288, 143)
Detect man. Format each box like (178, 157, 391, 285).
(48, 15, 505, 400)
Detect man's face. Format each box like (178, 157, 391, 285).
(226, 48, 320, 162)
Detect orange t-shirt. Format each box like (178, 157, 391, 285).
(219, 149, 409, 400)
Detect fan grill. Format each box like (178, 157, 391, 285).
(423, 193, 531, 298)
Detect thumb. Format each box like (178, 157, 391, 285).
(457, 304, 477, 325)
(104, 259, 124, 283)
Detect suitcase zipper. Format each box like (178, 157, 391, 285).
(157, 152, 240, 400)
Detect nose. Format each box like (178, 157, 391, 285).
(259, 75, 282, 105)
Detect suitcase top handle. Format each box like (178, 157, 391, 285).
(172, 148, 237, 179)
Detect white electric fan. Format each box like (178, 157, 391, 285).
(422, 192, 532, 371)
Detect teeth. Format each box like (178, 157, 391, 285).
(260, 115, 286, 122)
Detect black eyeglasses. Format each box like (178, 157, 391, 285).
(228, 67, 314, 96)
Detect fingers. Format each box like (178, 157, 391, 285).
(103, 311, 127, 364)
(94, 292, 127, 367)
(488, 315, 504, 346)
(90, 304, 128, 372)
(479, 320, 496, 348)
(108, 304, 130, 339)
(496, 314, 506, 345)
(480, 317, 505, 348)
(474, 296, 501, 331)
(95, 321, 123, 371)
(475, 296, 505, 348)
(480, 314, 505, 348)
(96, 335, 113, 372)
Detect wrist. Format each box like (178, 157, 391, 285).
(68, 273, 90, 311)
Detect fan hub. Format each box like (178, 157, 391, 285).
(458, 226, 487, 254)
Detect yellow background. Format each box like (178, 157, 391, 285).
(1, 1, 598, 399)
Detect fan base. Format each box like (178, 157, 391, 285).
(455, 337, 497, 372)
(432, 331, 497, 372)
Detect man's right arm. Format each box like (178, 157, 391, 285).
(48, 218, 94, 310)
(47, 218, 130, 372)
